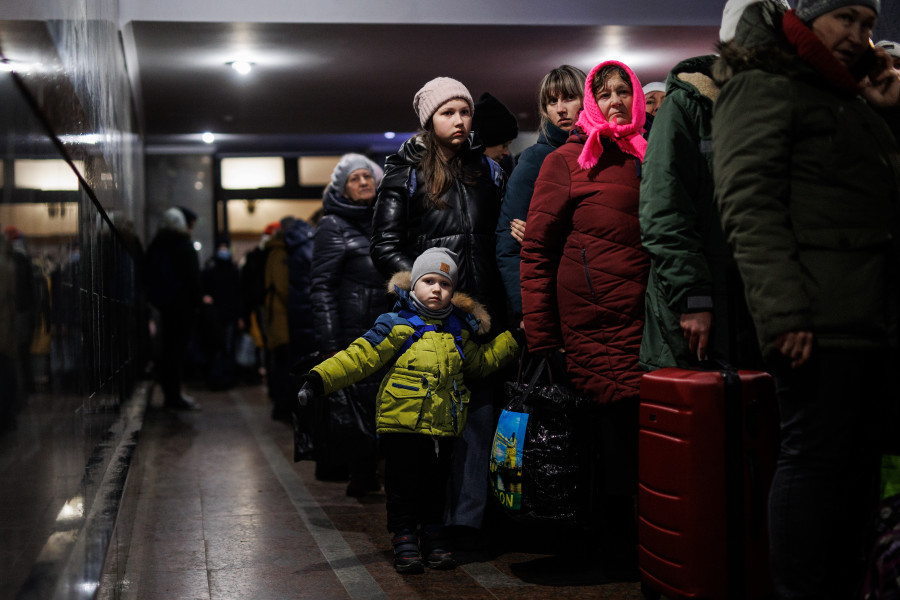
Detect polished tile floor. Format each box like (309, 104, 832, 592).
(100, 383, 642, 600)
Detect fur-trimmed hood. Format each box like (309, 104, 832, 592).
(666, 55, 721, 106)
(387, 271, 491, 335)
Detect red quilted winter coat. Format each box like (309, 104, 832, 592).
(520, 133, 648, 404)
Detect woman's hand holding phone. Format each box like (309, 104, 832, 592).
(860, 46, 900, 108)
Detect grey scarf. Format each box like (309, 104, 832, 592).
(409, 289, 453, 320)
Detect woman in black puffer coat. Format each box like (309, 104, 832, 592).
(311, 153, 392, 496)
(370, 77, 507, 542)
(370, 95, 507, 326)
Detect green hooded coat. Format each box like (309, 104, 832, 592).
(712, 8, 900, 358)
(640, 55, 758, 369)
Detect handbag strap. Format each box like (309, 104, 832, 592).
(519, 356, 550, 406)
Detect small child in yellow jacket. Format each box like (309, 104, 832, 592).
(297, 247, 522, 573)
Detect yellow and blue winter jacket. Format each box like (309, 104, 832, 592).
(311, 272, 520, 437)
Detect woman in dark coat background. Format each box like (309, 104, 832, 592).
(712, 0, 899, 595)
(370, 76, 507, 544)
(496, 65, 585, 323)
(145, 207, 202, 410)
(311, 153, 390, 496)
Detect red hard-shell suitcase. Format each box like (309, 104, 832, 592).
(638, 367, 779, 600)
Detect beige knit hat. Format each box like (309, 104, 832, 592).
(413, 77, 474, 128)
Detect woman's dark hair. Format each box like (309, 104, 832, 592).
(590, 64, 632, 102)
(538, 65, 587, 137)
(417, 122, 481, 210)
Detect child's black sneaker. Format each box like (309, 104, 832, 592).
(391, 531, 424, 574)
(421, 524, 456, 570)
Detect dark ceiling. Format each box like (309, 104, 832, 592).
(125, 3, 898, 153)
(134, 22, 719, 135)
(131, 21, 721, 152)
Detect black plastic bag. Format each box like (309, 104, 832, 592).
(292, 398, 316, 463)
(490, 356, 587, 522)
(292, 353, 375, 466)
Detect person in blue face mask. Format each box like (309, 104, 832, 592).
(200, 237, 242, 390)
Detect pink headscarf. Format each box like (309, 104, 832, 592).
(574, 60, 647, 169)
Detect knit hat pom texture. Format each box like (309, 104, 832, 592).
(410, 247, 459, 289)
(413, 77, 474, 129)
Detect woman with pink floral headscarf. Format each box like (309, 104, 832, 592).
(519, 59, 649, 575)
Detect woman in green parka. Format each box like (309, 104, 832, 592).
(712, 0, 900, 596)
(638, 54, 758, 370)
(639, 0, 786, 370)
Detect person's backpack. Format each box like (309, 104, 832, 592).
(285, 219, 316, 356)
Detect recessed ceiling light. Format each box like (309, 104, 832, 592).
(384, 131, 396, 139)
(201, 132, 215, 144)
(228, 60, 253, 75)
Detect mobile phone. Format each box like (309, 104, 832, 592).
(851, 39, 884, 80)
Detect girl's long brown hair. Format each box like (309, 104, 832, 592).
(417, 122, 482, 210)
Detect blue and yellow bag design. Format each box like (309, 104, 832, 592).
(491, 409, 529, 510)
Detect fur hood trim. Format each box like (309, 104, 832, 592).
(387, 271, 492, 335)
(677, 72, 720, 103)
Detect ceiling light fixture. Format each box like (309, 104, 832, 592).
(384, 132, 396, 140)
(228, 60, 253, 75)
(201, 132, 215, 144)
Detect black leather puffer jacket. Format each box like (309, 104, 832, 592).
(371, 134, 508, 331)
(311, 186, 393, 353)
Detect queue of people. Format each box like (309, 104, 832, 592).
(141, 0, 900, 594)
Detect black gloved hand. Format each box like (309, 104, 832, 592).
(296, 372, 324, 408)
